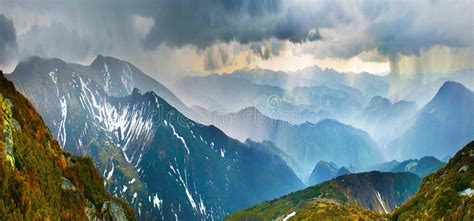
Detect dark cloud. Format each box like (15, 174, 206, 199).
(250, 43, 271, 60)
(250, 41, 284, 60)
(368, 1, 473, 57)
(143, 0, 321, 50)
(0, 14, 17, 65)
(0, 0, 472, 74)
(19, 22, 91, 62)
(203, 44, 233, 70)
(143, 0, 473, 59)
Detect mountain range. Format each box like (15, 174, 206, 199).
(5, 56, 303, 220)
(192, 106, 383, 179)
(177, 67, 474, 160)
(355, 95, 418, 145)
(390, 156, 445, 177)
(227, 66, 390, 99)
(175, 72, 370, 124)
(361, 155, 445, 178)
(4, 54, 472, 220)
(389, 81, 474, 160)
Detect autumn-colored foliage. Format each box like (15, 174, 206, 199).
(0, 72, 135, 220)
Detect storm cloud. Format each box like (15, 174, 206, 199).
(0, 14, 17, 65)
(144, 0, 472, 58)
(0, 0, 472, 75)
(143, 0, 322, 49)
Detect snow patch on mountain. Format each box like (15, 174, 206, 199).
(106, 160, 115, 181)
(58, 95, 68, 147)
(121, 63, 134, 94)
(375, 190, 389, 214)
(220, 148, 225, 158)
(169, 163, 197, 212)
(459, 188, 473, 197)
(169, 123, 190, 154)
(283, 211, 296, 221)
(49, 71, 57, 84)
(405, 161, 418, 171)
(76, 75, 155, 165)
(153, 194, 163, 210)
(103, 63, 112, 94)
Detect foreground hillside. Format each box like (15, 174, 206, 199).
(227, 141, 474, 220)
(392, 141, 474, 220)
(226, 171, 420, 220)
(0, 72, 135, 220)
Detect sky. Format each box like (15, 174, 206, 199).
(0, 0, 473, 83)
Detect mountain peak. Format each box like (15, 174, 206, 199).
(316, 118, 343, 127)
(315, 160, 338, 168)
(425, 81, 473, 109)
(435, 81, 471, 98)
(238, 106, 263, 115)
(368, 95, 391, 106)
(95, 54, 105, 61)
(90, 55, 123, 68)
(131, 88, 143, 96)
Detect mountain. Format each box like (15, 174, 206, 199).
(308, 161, 351, 186)
(389, 81, 474, 160)
(194, 106, 383, 179)
(402, 69, 474, 106)
(362, 160, 401, 172)
(6, 57, 304, 220)
(0, 72, 135, 220)
(227, 67, 301, 89)
(356, 96, 417, 145)
(392, 141, 474, 220)
(289, 85, 365, 121)
(228, 66, 390, 99)
(336, 167, 351, 177)
(298, 66, 390, 98)
(226, 171, 421, 220)
(308, 161, 339, 185)
(175, 74, 286, 113)
(84, 55, 189, 114)
(176, 72, 368, 124)
(391, 156, 445, 177)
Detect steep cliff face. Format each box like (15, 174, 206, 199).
(392, 141, 474, 220)
(0, 72, 135, 220)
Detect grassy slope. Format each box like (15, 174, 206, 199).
(225, 172, 389, 220)
(0, 72, 135, 220)
(392, 141, 474, 220)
